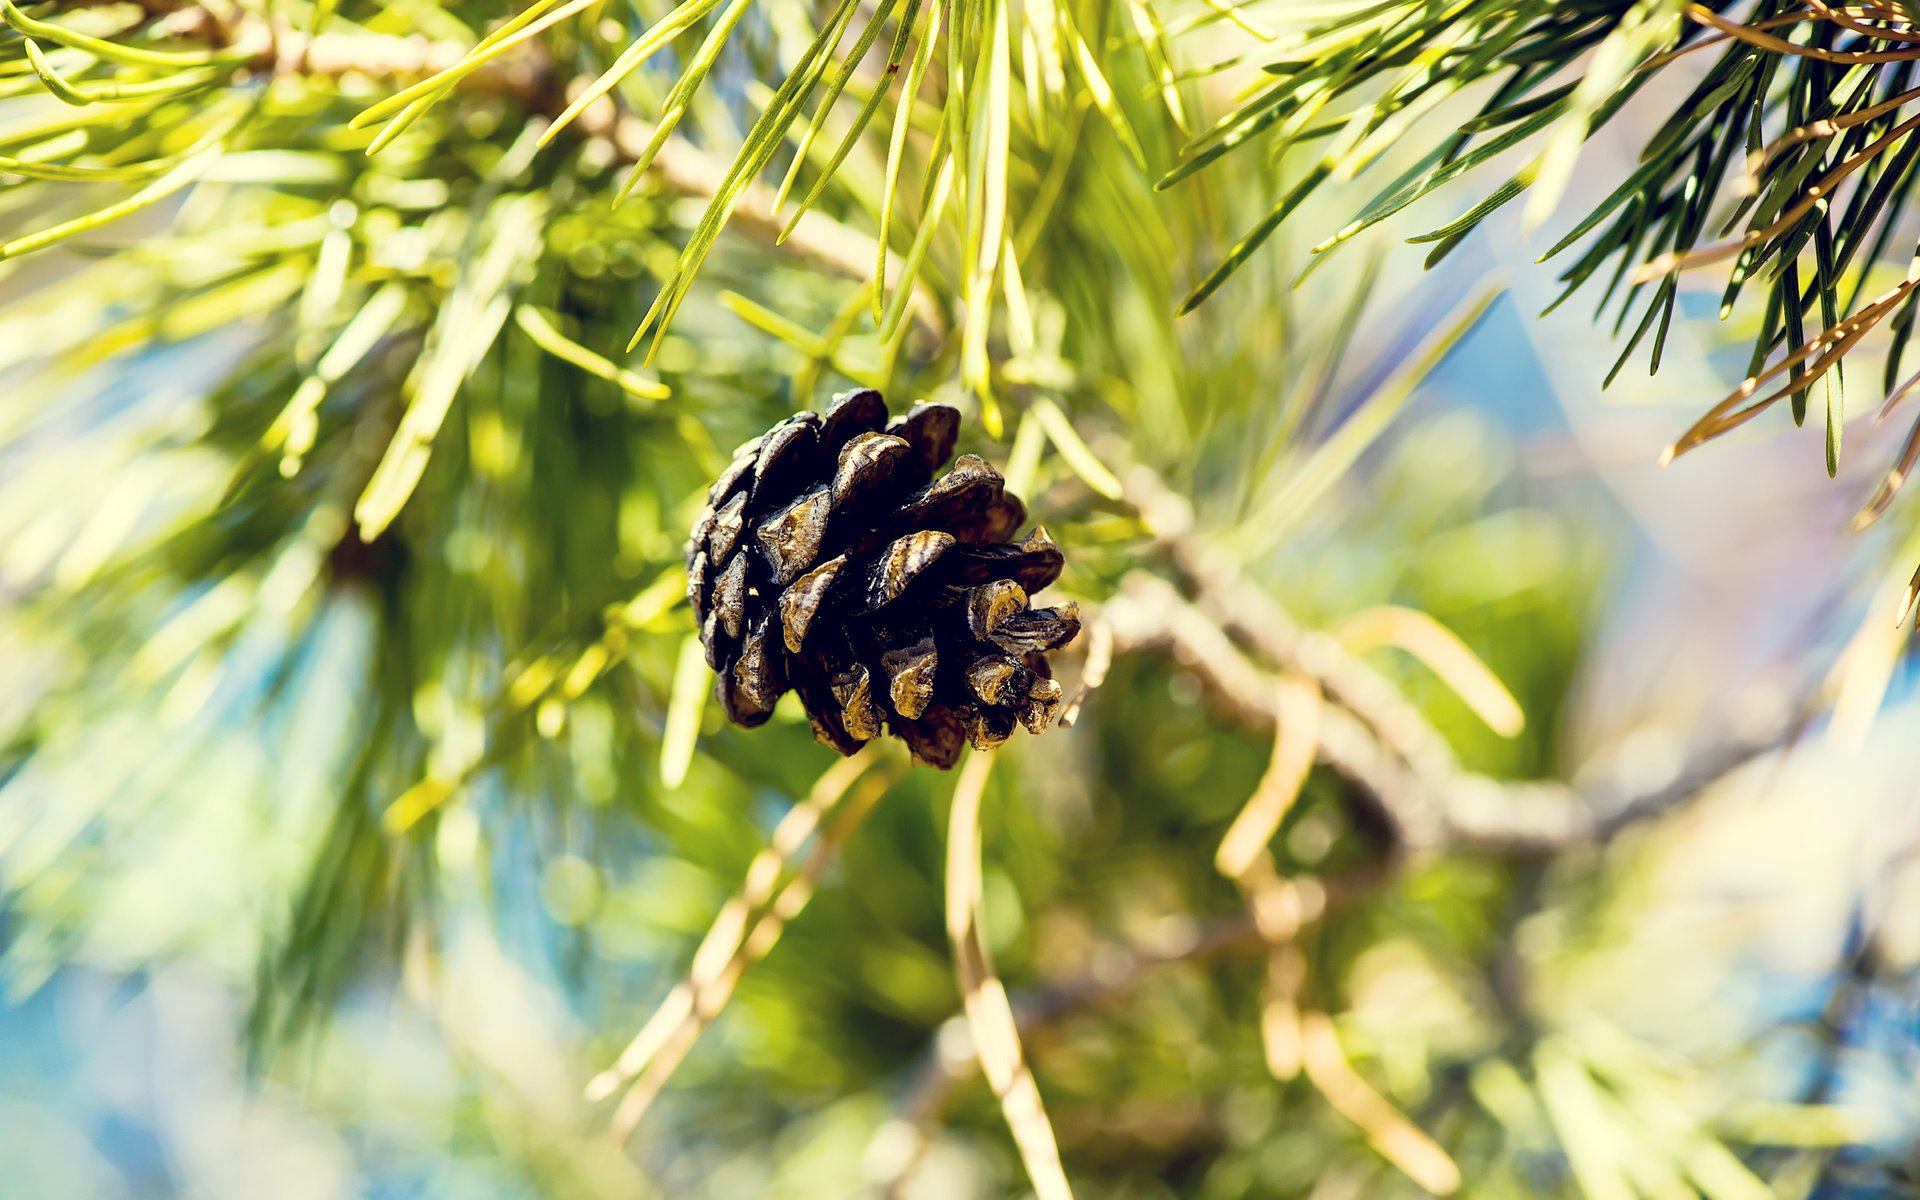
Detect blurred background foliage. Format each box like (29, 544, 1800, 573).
(0, 0, 1917, 1197)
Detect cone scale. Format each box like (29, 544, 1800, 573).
(686, 390, 1080, 767)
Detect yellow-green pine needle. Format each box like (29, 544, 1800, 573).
(515, 304, 670, 400)
(659, 633, 708, 790)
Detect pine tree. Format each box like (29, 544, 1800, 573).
(0, 2, 1892, 1197)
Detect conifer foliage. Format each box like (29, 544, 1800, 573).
(1172, 0, 1920, 536)
(0, 1, 1904, 1197)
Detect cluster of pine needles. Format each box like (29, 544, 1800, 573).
(1161, 1, 1920, 610)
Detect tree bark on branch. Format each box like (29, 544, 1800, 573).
(1109, 468, 1805, 856)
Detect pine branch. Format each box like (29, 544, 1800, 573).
(1103, 570, 1800, 854)
(1167, 0, 1920, 550)
(0, 5, 942, 332)
(1105, 456, 1810, 855)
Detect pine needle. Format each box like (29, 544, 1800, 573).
(658, 634, 709, 790)
(1301, 1011, 1463, 1195)
(1214, 673, 1321, 880)
(1334, 607, 1524, 738)
(588, 754, 889, 1135)
(945, 750, 1074, 1200)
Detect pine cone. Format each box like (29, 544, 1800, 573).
(686, 390, 1080, 768)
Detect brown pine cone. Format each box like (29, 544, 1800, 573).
(685, 390, 1080, 767)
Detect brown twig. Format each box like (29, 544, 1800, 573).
(1103, 571, 1527, 851)
(1103, 570, 1799, 854)
(1116, 463, 1803, 853)
(1126, 466, 1462, 786)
